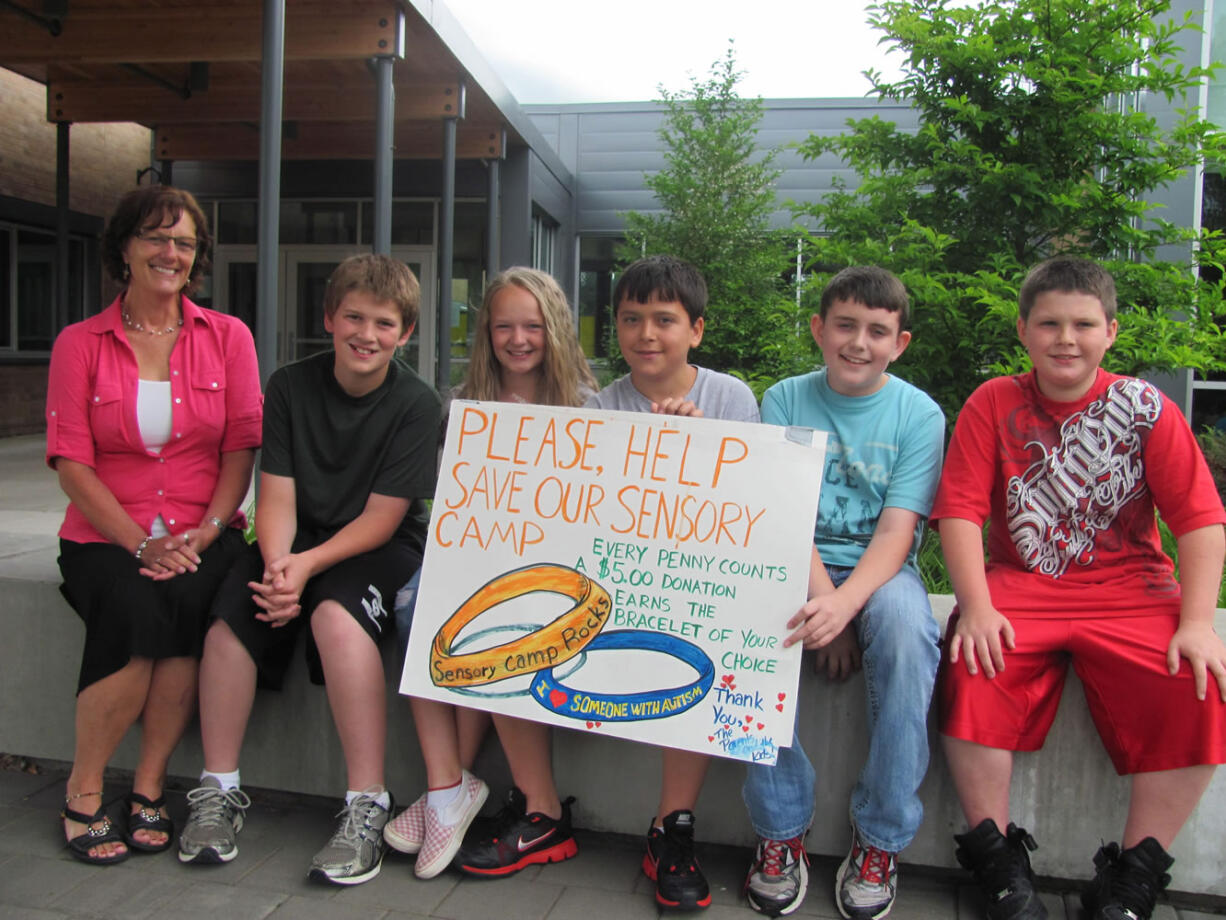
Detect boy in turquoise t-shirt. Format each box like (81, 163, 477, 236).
(743, 266, 944, 919)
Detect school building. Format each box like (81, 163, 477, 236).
(1, 0, 1223, 437)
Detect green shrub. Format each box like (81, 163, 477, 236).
(916, 527, 953, 595)
(1198, 428, 1226, 506)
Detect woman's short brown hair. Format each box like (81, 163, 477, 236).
(101, 185, 212, 295)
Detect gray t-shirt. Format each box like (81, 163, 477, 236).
(585, 366, 760, 423)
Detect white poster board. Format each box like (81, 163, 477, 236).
(400, 400, 826, 765)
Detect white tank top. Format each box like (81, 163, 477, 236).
(137, 379, 172, 538)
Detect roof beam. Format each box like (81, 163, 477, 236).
(0, 1, 405, 63)
(155, 122, 504, 160)
(47, 80, 464, 124)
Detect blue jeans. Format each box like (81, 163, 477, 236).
(742, 564, 940, 851)
(394, 568, 421, 664)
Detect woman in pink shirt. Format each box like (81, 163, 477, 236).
(45, 186, 262, 864)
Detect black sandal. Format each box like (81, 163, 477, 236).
(62, 792, 130, 865)
(124, 791, 174, 853)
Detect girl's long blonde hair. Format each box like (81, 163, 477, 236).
(458, 267, 598, 407)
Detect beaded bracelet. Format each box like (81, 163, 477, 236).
(134, 536, 152, 561)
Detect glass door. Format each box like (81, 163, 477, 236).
(283, 246, 345, 363)
(283, 246, 436, 379)
(208, 244, 260, 342)
(396, 246, 436, 383)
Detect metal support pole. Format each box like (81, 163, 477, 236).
(437, 115, 457, 392)
(486, 157, 501, 278)
(256, 0, 285, 384)
(372, 55, 395, 255)
(55, 122, 70, 331)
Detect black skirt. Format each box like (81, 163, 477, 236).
(58, 528, 247, 693)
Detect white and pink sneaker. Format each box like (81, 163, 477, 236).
(383, 793, 427, 854)
(414, 771, 489, 879)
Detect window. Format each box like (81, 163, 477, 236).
(1196, 171, 1226, 430)
(531, 212, 557, 275)
(216, 200, 257, 244)
(280, 201, 358, 245)
(360, 200, 434, 246)
(447, 200, 490, 385)
(0, 223, 89, 354)
(578, 235, 621, 359)
(0, 228, 9, 349)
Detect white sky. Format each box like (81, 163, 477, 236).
(442, 0, 904, 104)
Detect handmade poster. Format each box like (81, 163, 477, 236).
(400, 400, 827, 765)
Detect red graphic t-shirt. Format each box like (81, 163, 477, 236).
(931, 369, 1225, 617)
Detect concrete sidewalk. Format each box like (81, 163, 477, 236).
(0, 433, 63, 574)
(3, 760, 1220, 920)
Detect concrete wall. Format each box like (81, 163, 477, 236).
(3, 506, 1223, 896)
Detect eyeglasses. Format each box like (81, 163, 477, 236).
(136, 231, 198, 254)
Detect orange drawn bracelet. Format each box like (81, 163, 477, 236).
(430, 563, 612, 688)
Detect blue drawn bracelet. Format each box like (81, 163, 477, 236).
(530, 629, 715, 722)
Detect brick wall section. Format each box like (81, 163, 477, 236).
(0, 68, 152, 217)
(0, 365, 48, 437)
(2, 69, 151, 438)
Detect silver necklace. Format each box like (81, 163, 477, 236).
(122, 303, 182, 336)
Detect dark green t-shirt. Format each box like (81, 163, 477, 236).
(260, 350, 441, 554)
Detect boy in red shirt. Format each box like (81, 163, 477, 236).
(931, 258, 1226, 920)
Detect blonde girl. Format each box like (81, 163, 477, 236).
(389, 268, 596, 878)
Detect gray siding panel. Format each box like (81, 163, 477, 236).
(524, 98, 921, 234)
(531, 152, 572, 222)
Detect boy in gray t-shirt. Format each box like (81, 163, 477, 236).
(588, 363, 758, 422)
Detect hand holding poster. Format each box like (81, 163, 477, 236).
(400, 400, 826, 765)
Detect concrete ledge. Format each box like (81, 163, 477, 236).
(3, 551, 1224, 897)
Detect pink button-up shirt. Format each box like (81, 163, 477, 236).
(45, 295, 263, 544)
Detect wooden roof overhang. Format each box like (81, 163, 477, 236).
(0, 0, 511, 161)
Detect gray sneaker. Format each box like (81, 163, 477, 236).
(746, 835, 809, 916)
(836, 827, 898, 919)
(308, 787, 392, 886)
(178, 776, 251, 864)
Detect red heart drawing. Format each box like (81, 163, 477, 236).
(776, 703, 784, 712)
(721, 674, 736, 688)
(742, 724, 750, 732)
(778, 692, 786, 701)
(586, 721, 593, 729)
(708, 735, 715, 742)
(595, 721, 602, 727)
(757, 722, 764, 730)
(744, 715, 753, 722)
(549, 689, 568, 709)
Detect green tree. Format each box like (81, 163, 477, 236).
(796, 0, 1226, 419)
(620, 44, 807, 384)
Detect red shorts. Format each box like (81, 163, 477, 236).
(938, 613, 1226, 774)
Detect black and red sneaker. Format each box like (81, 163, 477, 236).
(643, 810, 712, 910)
(455, 793, 577, 877)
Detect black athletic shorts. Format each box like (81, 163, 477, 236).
(209, 536, 421, 688)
